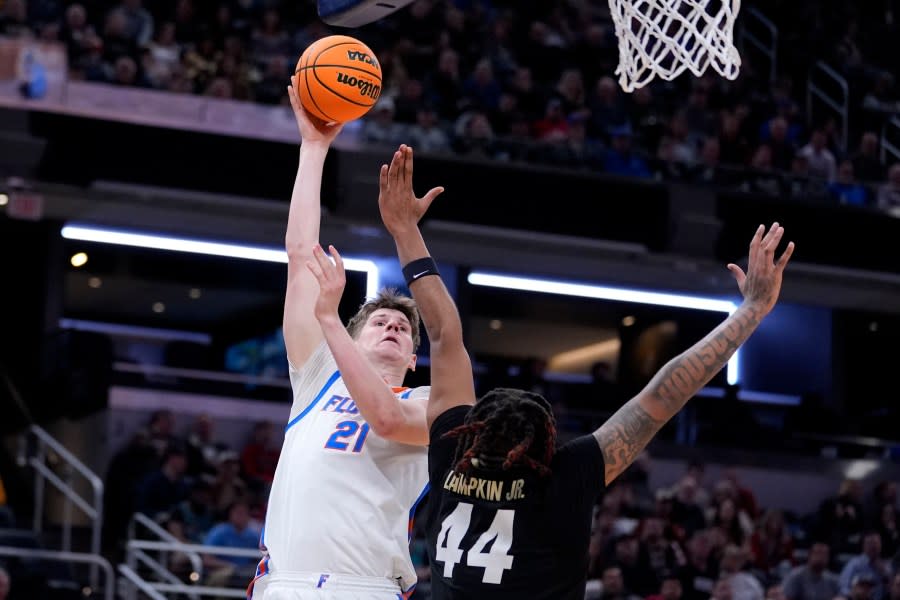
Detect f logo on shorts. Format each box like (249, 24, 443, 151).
(316, 574, 330, 588)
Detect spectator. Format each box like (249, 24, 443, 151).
(741, 145, 782, 196)
(719, 545, 764, 600)
(407, 106, 450, 154)
(818, 479, 866, 553)
(710, 496, 752, 547)
(761, 117, 796, 171)
(102, 429, 158, 553)
(672, 477, 708, 538)
(877, 164, 900, 217)
(638, 516, 683, 591)
(750, 509, 795, 575)
(877, 505, 900, 559)
(362, 96, 406, 148)
(718, 112, 751, 166)
(677, 531, 719, 600)
(0, 475, 12, 528)
(202, 501, 260, 589)
(60, 4, 101, 74)
(147, 409, 178, 457)
(599, 565, 642, 600)
(782, 542, 841, 600)
(889, 573, 900, 600)
(852, 133, 885, 182)
(604, 124, 651, 179)
(722, 469, 759, 519)
(210, 451, 247, 516)
(798, 130, 837, 181)
(839, 532, 892, 600)
(240, 421, 279, 490)
(202, 501, 260, 569)
(173, 481, 216, 543)
(646, 577, 685, 600)
(185, 414, 222, 477)
(828, 161, 870, 206)
(0, 0, 30, 37)
(109, 0, 154, 46)
(136, 443, 189, 518)
(849, 574, 879, 600)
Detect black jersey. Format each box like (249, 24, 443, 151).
(423, 406, 606, 599)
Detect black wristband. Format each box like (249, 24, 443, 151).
(402, 257, 440, 287)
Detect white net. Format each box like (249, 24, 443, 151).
(608, 0, 742, 92)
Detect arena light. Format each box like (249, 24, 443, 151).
(467, 271, 740, 385)
(61, 224, 380, 299)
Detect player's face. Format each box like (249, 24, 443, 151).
(355, 309, 416, 367)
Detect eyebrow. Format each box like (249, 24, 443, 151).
(370, 312, 410, 325)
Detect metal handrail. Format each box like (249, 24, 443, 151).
(128, 512, 204, 578)
(21, 425, 104, 588)
(741, 7, 778, 83)
(881, 116, 900, 164)
(131, 547, 201, 600)
(126, 538, 262, 559)
(118, 565, 168, 600)
(807, 61, 850, 152)
(123, 539, 261, 600)
(144, 582, 248, 598)
(0, 545, 114, 600)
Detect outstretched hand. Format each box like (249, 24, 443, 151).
(727, 222, 795, 315)
(305, 244, 346, 322)
(378, 145, 444, 237)
(287, 74, 344, 146)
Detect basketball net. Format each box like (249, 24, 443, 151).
(608, 0, 742, 92)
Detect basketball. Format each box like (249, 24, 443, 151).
(294, 35, 382, 124)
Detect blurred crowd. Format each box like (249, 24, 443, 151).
(570, 463, 900, 600)
(1, 0, 900, 216)
(1, 405, 898, 600)
(102, 410, 280, 587)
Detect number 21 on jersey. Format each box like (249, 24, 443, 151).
(435, 502, 515, 584)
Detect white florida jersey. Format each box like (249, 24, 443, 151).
(260, 342, 429, 594)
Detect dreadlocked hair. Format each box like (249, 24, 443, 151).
(442, 388, 557, 477)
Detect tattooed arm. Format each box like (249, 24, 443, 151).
(594, 223, 795, 485)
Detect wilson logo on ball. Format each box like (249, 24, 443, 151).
(347, 50, 379, 68)
(336, 73, 381, 99)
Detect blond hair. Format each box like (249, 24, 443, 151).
(346, 288, 421, 351)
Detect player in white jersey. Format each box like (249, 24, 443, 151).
(248, 77, 443, 600)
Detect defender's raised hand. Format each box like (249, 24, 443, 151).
(288, 75, 344, 145)
(378, 145, 444, 237)
(305, 244, 346, 322)
(727, 222, 795, 315)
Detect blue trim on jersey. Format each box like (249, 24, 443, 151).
(285, 369, 341, 432)
(407, 482, 430, 542)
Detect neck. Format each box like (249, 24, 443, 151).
(370, 357, 407, 387)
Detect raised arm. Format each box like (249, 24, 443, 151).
(304, 243, 428, 445)
(379, 145, 476, 429)
(595, 223, 795, 485)
(283, 76, 344, 368)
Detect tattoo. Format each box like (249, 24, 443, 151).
(594, 303, 764, 485)
(650, 304, 761, 414)
(595, 400, 664, 484)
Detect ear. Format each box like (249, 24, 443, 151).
(407, 353, 417, 372)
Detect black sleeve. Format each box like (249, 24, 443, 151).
(552, 434, 606, 500)
(428, 406, 471, 485)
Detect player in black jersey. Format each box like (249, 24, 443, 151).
(377, 144, 795, 599)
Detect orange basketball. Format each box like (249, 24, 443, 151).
(295, 35, 382, 124)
